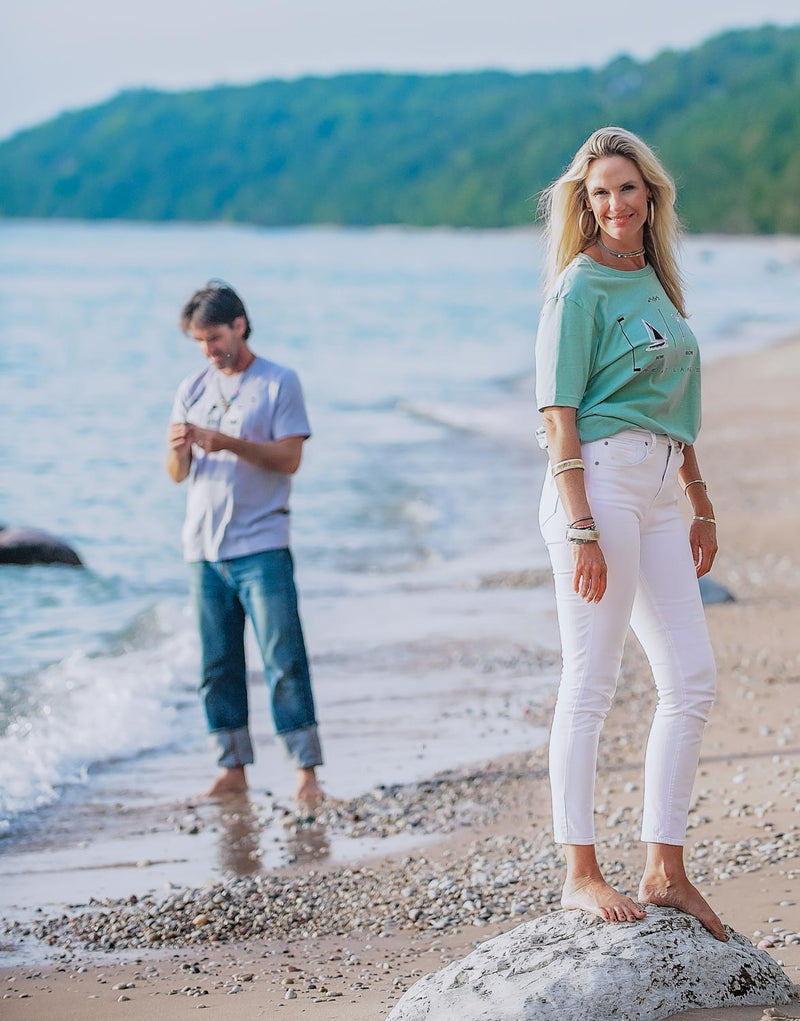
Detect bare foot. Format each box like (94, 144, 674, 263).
(562, 877, 647, 923)
(296, 767, 324, 812)
(638, 874, 727, 941)
(202, 766, 248, 798)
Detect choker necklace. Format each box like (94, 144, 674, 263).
(597, 237, 645, 259)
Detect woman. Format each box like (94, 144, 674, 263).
(535, 126, 726, 941)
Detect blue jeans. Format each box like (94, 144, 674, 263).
(189, 548, 322, 770)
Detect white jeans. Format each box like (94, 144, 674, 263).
(539, 429, 716, 846)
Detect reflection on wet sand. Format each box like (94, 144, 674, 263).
(209, 794, 331, 876)
(282, 816, 331, 864)
(212, 795, 262, 875)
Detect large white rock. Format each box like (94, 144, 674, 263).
(387, 906, 798, 1021)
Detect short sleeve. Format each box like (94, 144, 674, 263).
(170, 384, 189, 424)
(535, 295, 596, 412)
(169, 367, 209, 424)
(273, 369, 311, 440)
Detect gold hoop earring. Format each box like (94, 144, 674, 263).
(647, 199, 655, 227)
(579, 208, 597, 241)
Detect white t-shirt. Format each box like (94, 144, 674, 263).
(170, 356, 311, 562)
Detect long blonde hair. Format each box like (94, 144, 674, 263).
(538, 126, 687, 317)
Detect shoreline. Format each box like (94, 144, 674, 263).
(3, 334, 800, 1019)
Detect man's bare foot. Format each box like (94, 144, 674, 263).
(296, 767, 324, 811)
(562, 876, 647, 923)
(638, 873, 727, 941)
(202, 766, 248, 798)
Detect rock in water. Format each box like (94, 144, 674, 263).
(387, 906, 798, 1021)
(0, 525, 83, 566)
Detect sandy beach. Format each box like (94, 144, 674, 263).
(3, 334, 800, 1020)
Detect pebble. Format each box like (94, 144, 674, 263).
(8, 815, 798, 956)
(3, 696, 799, 961)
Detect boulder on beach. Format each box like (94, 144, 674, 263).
(699, 574, 736, 605)
(0, 525, 83, 567)
(387, 906, 798, 1021)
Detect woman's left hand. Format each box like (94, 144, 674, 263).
(689, 518, 717, 577)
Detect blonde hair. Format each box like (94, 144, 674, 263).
(538, 126, 686, 317)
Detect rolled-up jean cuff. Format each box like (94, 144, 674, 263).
(281, 725, 323, 769)
(213, 726, 254, 768)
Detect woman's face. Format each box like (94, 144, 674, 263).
(584, 155, 650, 247)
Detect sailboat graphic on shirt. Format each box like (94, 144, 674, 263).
(616, 311, 684, 375)
(643, 320, 668, 350)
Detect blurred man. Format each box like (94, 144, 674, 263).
(166, 281, 323, 806)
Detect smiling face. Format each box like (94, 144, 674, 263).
(190, 315, 249, 374)
(584, 155, 650, 250)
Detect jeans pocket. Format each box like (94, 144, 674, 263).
(585, 434, 649, 469)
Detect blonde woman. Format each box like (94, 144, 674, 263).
(535, 127, 726, 941)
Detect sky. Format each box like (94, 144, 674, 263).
(3, 0, 799, 142)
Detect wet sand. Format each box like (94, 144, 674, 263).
(3, 335, 800, 1019)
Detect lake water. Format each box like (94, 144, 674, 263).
(2, 221, 799, 837)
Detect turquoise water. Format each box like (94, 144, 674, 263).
(1, 221, 799, 828)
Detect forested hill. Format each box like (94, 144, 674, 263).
(2, 24, 799, 232)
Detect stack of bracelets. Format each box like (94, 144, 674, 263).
(550, 458, 600, 544)
(683, 477, 717, 525)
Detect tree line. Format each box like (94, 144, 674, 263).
(1, 24, 798, 232)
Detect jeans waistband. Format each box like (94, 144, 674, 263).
(609, 428, 684, 453)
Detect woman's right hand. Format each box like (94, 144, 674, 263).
(572, 541, 607, 603)
(539, 405, 606, 602)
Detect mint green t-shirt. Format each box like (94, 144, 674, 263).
(535, 255, 701, 444)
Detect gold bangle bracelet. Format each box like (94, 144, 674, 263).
(682, 478, 707, 495)
(693, 515, 716, 524)
(551, 458, 585, 478)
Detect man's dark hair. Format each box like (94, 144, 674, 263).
(180, 280, 252, 339)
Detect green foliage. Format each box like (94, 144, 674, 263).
(1, 25, 799, 231)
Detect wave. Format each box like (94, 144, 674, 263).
(396, 395, 536, 445)
(0, 600, 198, 825)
